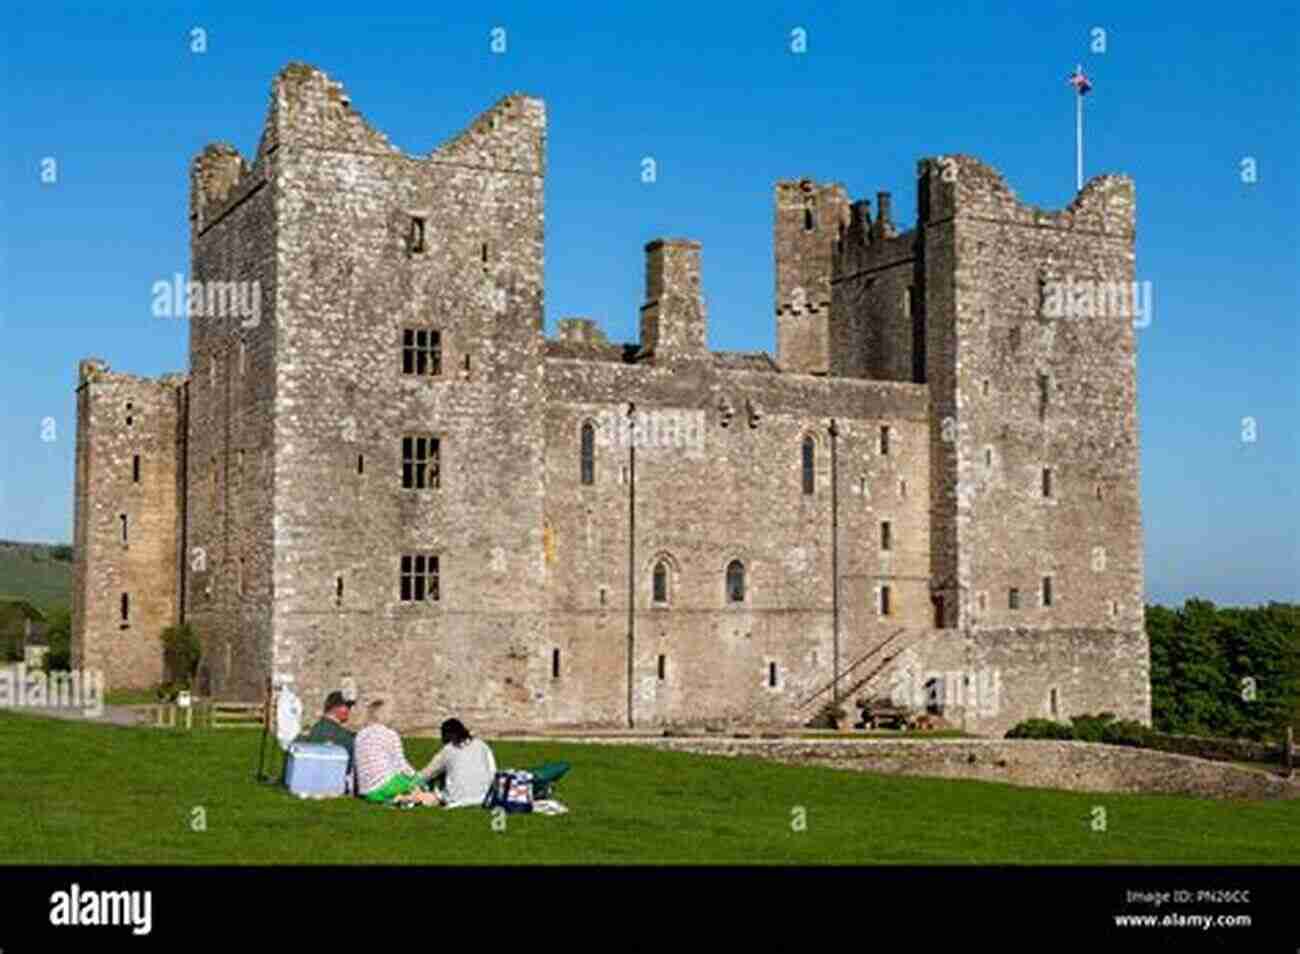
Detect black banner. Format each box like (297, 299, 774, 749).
(0, 865, 1293, 947)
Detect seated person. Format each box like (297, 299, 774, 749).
(354, 699, 438, 806)
(420, 718, 497, 808)
(297, 690, 357, 786)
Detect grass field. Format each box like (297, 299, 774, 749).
(2, 712, 1297, 865)
(0, 543, 73, 616)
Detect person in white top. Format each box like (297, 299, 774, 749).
(420, 718, 497, 808)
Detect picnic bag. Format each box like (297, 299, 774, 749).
(482, 770, 534, 813)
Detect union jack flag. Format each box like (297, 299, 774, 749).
(1068, 65, 1093, 96)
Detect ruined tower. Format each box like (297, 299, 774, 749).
(774, 179, 850, 374)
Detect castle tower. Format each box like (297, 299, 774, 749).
(918, 155, 1148, 725)
(72, 360, 185, 689)
(183, 63, 550, 723)
(774, 179, 850, 374)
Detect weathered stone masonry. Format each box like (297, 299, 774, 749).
(72, 63, 1149, 735)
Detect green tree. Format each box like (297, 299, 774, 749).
(41, 606, 72, 672)
(159, 623, 202, 690)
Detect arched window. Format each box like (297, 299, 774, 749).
(726, 560, 746, 604)
(580, 422, 595, 485)
(652, 561, 668, 604)
(801, 436, 815, 495)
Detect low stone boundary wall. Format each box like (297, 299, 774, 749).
(534, 737, 1297, 801)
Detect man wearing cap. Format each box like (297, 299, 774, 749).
(297, 690, 357, 786)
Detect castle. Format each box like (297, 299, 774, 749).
(71, 63, 1150, 735)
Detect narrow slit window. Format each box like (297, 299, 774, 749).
(879, 425, 891, 455)
(1038, 372, 1050, 420)
(357, 454, 365, 475)
(410, 217, 426, 253)
(599, 587, 607, 607)
(119, 514, 128, 544)
(1042, 576, 1053, 607)
(1050, 688, 1059, 718)
(658, 655, 666, 681)
(336, 576, 344, 606)
(132, 455, 140, 484)
(580, 422, 595, 485)
(985, 447, 993, 468)
(881, 521, 892, 551)
(880, 585, 892, 616)
(801, 436, 815, 495)
(1042, 467, 1053, 498)
(552, 649, 561, 679)
(768, 661, 778, 688)
(125, 401, 134, 427)
(120, 592, 130, 625)
(481, 242, 489, 263)
(803, 207, 815, 231)
(1009, 588, 1020, 610)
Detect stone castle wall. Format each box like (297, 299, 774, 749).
(72, 64, 1150, 737)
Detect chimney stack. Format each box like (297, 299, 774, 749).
(871, 191, 896, 240)
(640, 239, 708, 363)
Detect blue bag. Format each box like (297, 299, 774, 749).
(482, 770, 535, 813)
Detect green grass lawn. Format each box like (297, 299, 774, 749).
(0, 545, 73, 616)
(2, 711, 1297, 865)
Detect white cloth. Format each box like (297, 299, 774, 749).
(275, 688, 303, 751)
(423, 738, 497, 808)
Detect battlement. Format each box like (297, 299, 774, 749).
(76, 359, 187, 393)
(917, 154, 1135, 236)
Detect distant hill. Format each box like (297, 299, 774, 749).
(0, 541, 74, 615)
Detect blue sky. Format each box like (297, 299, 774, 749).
(1, 2, 1296, 606)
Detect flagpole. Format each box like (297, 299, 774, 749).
(1075, 63, 1084, 191)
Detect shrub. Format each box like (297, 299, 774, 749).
(807, 700, 848, 729)
(1069, 712, 1118, 743)
(160, 624, 202, 689)
(1102, 719, 1154, 748)
(41, 607, 72, 673)
(1004, 719, 1075, 740)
